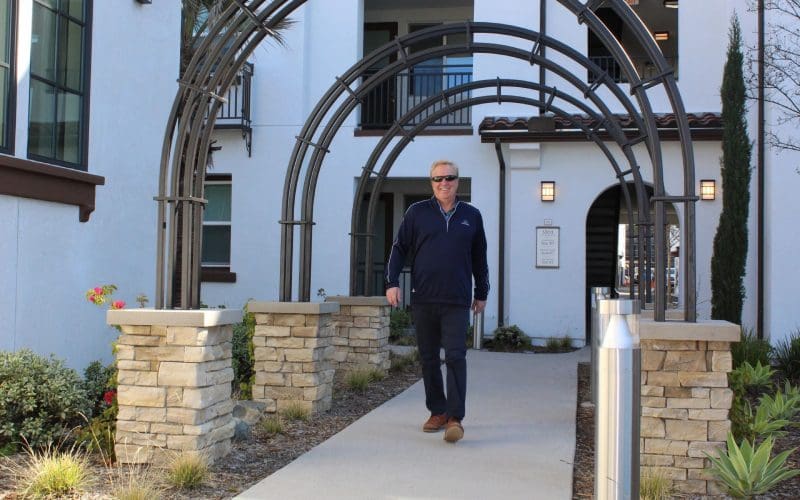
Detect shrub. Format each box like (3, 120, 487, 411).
(389, 308, 413, 341)
(75, 402, 117, 464)
(733, 399, 790, 444)
(166, 452, 208, 490)
(82, 360, 115, 417)
(640, 468, 673, 500)
(729, 361, 774, 396)
(389, 351, 418, 373)
(109, 463, 163, 500)
(759, 385, 800, 422)
(345, 369, 371, 392)
(706, 433, 800, 497)
(232, 309, 256, 399)
(281, 402, 310, 422)
(0, 349, 91, 449)
(487, 325, 531, 352)
(13, 444, 93, 498)
(731, 327, 771, 369)
(772, 330, 800, 383)
(260, 416, 284, 436)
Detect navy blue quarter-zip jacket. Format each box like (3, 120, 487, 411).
(385, 197, 489, 307)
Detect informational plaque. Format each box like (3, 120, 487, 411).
(536, 226, 560, 268)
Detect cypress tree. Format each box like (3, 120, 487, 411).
(710, 15, 752, 324)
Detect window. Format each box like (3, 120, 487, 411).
(587, 3, 678, 83)
(0, 0, 15, 152)
(28, 0, 90, 169)
(201, 174, 235, 282)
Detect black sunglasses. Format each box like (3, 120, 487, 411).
(431, 175, 458, 183)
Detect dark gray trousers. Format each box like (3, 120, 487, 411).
(412, 303, 469, 420)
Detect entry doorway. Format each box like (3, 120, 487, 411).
(584, 182, 679, 342)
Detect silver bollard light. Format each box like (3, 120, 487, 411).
(472, 310, 484, 350)
(591, 287, 612, 405)
(595, 299, 641, 500)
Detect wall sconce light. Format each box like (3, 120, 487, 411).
(654, 31, 669, 41)
(135, 0, 153, 4)
(700, 179, 716, 200)
(663, 0, 679, 8)
(541, 181, 555, 202)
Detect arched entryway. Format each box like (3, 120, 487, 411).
(585, 182, 680, 342)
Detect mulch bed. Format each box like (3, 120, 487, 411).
(0, 359, 422, 499)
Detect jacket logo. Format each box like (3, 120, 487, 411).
(460, 220, 470, 227)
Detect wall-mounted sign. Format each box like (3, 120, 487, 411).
(536, 226, 560, 268)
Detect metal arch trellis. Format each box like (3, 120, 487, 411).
(351, 79, 643, 298)
(156, 0, 697, 323)
(282, 22, 684, 316)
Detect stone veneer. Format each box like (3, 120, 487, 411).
(639, 318, 739, 496)
(248, 301, 338, 414)
(325, 296, 391, 373)
(106, 308, 242, 465)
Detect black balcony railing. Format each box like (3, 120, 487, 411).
(213, 62, 253, 156)
(588, 55, 678, 83)
(359, 64, 472, 129)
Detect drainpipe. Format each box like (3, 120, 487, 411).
(538, 0, 547, 114)
(757, 0, 765, 339)
(494, 139, 506, 327)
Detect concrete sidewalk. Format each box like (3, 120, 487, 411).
(237, 347, 589, 500)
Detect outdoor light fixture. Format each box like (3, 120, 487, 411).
(135, 0, 153, 4)
(654, 31, 669, 41)
(663, 0, 679, 8)
(700, 180, 716, 200)
(541, 181, 555, 202)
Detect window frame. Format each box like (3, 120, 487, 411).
(201, 173, 236, 283)
(27, 0, 93, 170)
(0, 0, 16, 154)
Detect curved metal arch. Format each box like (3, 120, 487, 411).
(282, 22, 662, 302)
(292, 38, 655, 302)
(354, 91, 641, 298)
(158, 0, 697, 322)
(157, 0, 304, 308)
(349, 79, 643, 297)
(564, 0, 697, 319)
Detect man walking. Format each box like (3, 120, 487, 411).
(385, 159, 489, 443)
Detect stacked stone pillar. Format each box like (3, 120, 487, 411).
(325, 296, 391, 372)
(248, 301, 338, 414)
(639, 319, 739, 496)
(107, 309, 242, 465)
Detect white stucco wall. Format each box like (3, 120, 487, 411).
(0, 2, 180, 369)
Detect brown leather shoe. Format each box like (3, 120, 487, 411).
(443, 417, 464, 443)
(423, 413, 448, 432)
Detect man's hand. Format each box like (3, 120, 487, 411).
(386, 287, 402, 307)
(472, 299, 486, 314)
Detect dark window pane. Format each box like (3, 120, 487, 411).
(202, 226, 231, 265)
(31, 3, 57, 81)
(35, 0, 57, 10)
(0, 67, 7, 147)
(204, 184, 232, 221)
(67, 0, 84, 21)
(56, 90, 81, 163)
(0, 0, 10, 61)
(60, 18, 83, 89)
(29, 79, 56, 157)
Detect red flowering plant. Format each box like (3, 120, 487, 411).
(79, 283, 128, 462)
